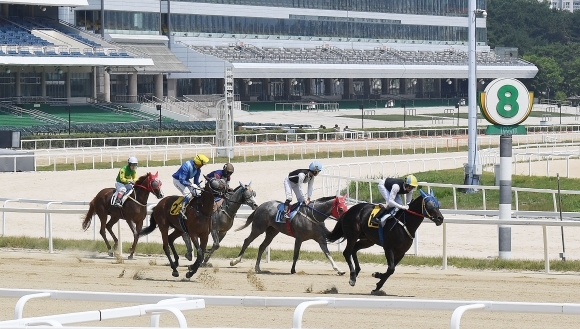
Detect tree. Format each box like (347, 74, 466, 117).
(521, 55, 562, 99)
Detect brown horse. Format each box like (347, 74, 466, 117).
(229, 195, 349, 274)
(81, 172, 163, 259)
(139, 176, 226, 278)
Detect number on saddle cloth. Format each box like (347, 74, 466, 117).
(169, 196, 193, 216)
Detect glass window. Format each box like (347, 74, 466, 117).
(70, 73, 92, 97)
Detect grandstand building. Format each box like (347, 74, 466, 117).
(1, 0, 537, 108)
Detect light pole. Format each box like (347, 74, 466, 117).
(360, 104, 364, 130)
(464, 1, 487, 189)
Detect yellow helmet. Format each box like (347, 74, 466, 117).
(405, 175, 418, 187)
(193, 154, 209, 166)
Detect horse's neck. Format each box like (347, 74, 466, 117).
(199, 190, 214, 216)
(223, 190, 243, 214)
(309, 199, 333, 221)
(133, 186, 149, 203)
(404, 197, 425, 233)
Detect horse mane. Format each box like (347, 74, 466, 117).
(316, 195, 337, 202)
(135, 173, 150, 185)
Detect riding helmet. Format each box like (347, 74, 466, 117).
(128, 156, 138, 165)
(193, 154, 210, 166)
(309, 161, 323, 172)
(405, 175, 418, 188)
(223, 163, 234, 176)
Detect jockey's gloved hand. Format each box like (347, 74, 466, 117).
(400, 205, 409, 210)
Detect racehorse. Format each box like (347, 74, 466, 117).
(230, 195, 348, 275)
(139, 176, 226, 278)
(202, 181, 259, 266)
(326, 189, 444, 295)
(81, 172, 163, 259)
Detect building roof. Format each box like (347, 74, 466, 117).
(117, 43, 190, 74)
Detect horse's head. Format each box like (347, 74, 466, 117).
(238, 181, 258, 210)
(331, 194, 349, 219)
(204, 175, 227, 197)
(419, 189, 444, 226)
(139, 172, 163, 199)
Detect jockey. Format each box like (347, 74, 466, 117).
(172, 154, 210, 218)
(371, 174, 418, 226)
(283, 161, 322, 217)
(114, 156, 138, 207)
(207, 163, 234, 190)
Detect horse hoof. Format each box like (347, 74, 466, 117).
(349, 280, 356, 286)
(128, 255, 134, 260)
(230, 259, 238, 266)
(337, 271, 346, 276)
(172, 271, 179, 277)
(185, 272, 193, 279)
(371, 290, 379, 295)
(185, 252, 193, 261)
(108, 251, 114, 257)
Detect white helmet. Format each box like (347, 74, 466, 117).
(128, 156, 138, 165)
(309, 161, 323, 172)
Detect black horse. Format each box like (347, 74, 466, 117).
(327, 189, 444, 294)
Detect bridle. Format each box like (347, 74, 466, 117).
(301, 197, 346, 223)
(405, 196, 437, 220)
(125, 174, 162, 207)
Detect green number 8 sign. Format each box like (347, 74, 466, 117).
(480, 78, 532, 126)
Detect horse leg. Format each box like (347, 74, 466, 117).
(159, 226, 179, 277)
(126, 220, 139, 260)
(167, 230, 183, 268)
(255, 227, 279, 273)
(342, 239, 359, 286)
(183, 232, 193, 261)
(317, 239, 345, 276)
(94, 211, 113, 256)
(202, 229, 221, 266)
(371, 249, 396, 294)
(290, 239, 303, 274)
(352, 239, 374, 277)
(186, 234, 202, 279)
(104, 217, 120, 256)
(230, 226, 265, 267)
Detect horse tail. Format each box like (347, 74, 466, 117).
(81, 199, 96, 231)
(326, 215, 345, 243)
(234, 209, 255, 232)
(139, 212, 158, 237)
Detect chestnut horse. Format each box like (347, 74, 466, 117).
(139, 176, 226, 278)
(326, 189, 444, 294)
(230, 195, 348, 275)
(81, 172, 163, 259)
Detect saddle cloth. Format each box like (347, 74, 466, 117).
(170, 196, 188, 215)
(367, 205, 382, 228)
(275, 202, 300, 222)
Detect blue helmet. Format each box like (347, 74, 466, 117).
(309, 161, 323, 172)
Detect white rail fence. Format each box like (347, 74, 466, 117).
(18, 129, 580, 151)
(1, 289, 580, 329)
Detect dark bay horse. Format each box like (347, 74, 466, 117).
(139, 176, 226, 278)
(230, 195, 348, 275)
(202, 181, 259, 266)
(326, 189, 444, 294)
(81, 172, 163, 259)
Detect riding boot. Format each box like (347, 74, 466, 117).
(115, 192, 123, 207)
(283, 199, 291, 218)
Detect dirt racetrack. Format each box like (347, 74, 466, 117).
(0, 249, 579, 329)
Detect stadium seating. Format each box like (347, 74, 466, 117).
(189, 43, 526, 66)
